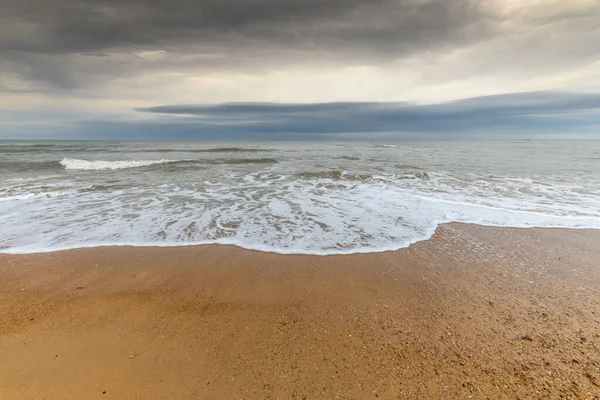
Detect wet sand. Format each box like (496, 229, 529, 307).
(1, 223, 599, 399)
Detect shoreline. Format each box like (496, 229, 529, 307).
(1, 223, 600, 399)
(2, 221, 600, 256)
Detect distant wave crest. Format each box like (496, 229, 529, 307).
(60, 158, 177, 170)
(144, 147, 272, 153)
(60, 157, 279, 170)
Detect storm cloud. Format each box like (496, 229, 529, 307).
(2, 0, 488, 54)
(0, 0, 496, 90)
(0, 0, 599, 139)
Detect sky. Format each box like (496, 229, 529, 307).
(0, 0, 599, 140)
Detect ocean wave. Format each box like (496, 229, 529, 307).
(298, 170, 372, 181)
(60, 157, 279, 170)
(2, 141, 600, 256)
(0, 182, 134, 202)
(2, 184, 599, 255)
(298, 170, 428, 181)
(161, 158, 278, 166)
(0, 160, 62, 171)
(0, 144, 109, 154)
(0, 188, 83, 201)
(219, 158, 278, 164)
(136, 147, 273, 153)
(395, 164, 423, 170)
(60, 158, 178, 170)
(0, 145, 274, 155)
(1, 171, 600, 255)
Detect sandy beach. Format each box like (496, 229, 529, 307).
(1, 223, 599, 399)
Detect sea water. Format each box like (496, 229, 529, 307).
(1, 140, 599, 254)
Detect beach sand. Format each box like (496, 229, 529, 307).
(1, 223, 599, 399)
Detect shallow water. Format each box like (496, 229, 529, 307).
(1, 140, 599, 254)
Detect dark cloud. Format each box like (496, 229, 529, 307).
(0, 0, 598, 129)
(2, 0, 489, 55)
(0, 0, 495, 89)
(79, 53, 110, 57)
(91, 91, 600, 139)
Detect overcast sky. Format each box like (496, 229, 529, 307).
(1, 0, 599, 140)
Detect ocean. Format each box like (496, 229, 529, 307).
(1, 140, 599, 254)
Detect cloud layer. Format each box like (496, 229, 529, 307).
(0, 0, 599, 139)
(1, 0, 494, 90)
(73, 92, 599, 140)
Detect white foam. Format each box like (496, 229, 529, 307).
(1, 172, 599, 255)
(60, 158, 177, 170)
(3, 141, 600, 255)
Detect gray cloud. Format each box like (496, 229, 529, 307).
(0, 0, 497, 90)
(2, 0, 489, 54)
(0, 0, 599, 133)
(2, 91, 599, 140)
(81, 91, 599, 139)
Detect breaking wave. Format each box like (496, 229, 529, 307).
(59, 158, 279, 170)
(60, 158, 178, 170)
